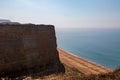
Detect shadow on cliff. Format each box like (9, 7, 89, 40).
(1, 61, 65, 79)
(0, 50, 65, 79)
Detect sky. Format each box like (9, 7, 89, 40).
(0, 0, 120, 28)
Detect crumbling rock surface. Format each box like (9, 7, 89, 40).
(0, 23, 65, 77)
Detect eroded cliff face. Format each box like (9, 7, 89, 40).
(0, 23, 65, 77)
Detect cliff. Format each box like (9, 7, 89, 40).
(0, 23, 65, 77)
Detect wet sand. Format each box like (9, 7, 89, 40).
(58, 48, 112, 75)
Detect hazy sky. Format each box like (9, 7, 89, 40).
(0, 0, 120, 28)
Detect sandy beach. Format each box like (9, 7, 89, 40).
(58, 48, 112, 75)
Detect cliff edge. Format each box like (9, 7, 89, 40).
(0, 23, 65, 77)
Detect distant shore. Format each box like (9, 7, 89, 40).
(58, 48, 112, 75)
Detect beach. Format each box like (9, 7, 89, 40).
(58, 48, 112, 75)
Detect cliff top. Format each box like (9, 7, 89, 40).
(0, 22, 54, 30)
(0, 22, 53, 26)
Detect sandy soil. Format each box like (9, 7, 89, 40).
(58, 48, 112, 75)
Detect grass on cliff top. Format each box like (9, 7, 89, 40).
(1, 65, 120, 80)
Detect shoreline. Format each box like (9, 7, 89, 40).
(58, 48, 112, 75)
(59, 48, 112, 71)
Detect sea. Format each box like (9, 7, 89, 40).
(56, 28, 120, 70)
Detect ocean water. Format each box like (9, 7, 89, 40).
(56, 28, 120, 70)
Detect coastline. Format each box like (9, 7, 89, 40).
(58, 48, 112, 75)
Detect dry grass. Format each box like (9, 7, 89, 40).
(1, 65, 120, 80)
(21, 64, 83, 80)
(0, 65, 82, 80)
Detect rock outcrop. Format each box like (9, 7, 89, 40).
(0, 23, 65, 77)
